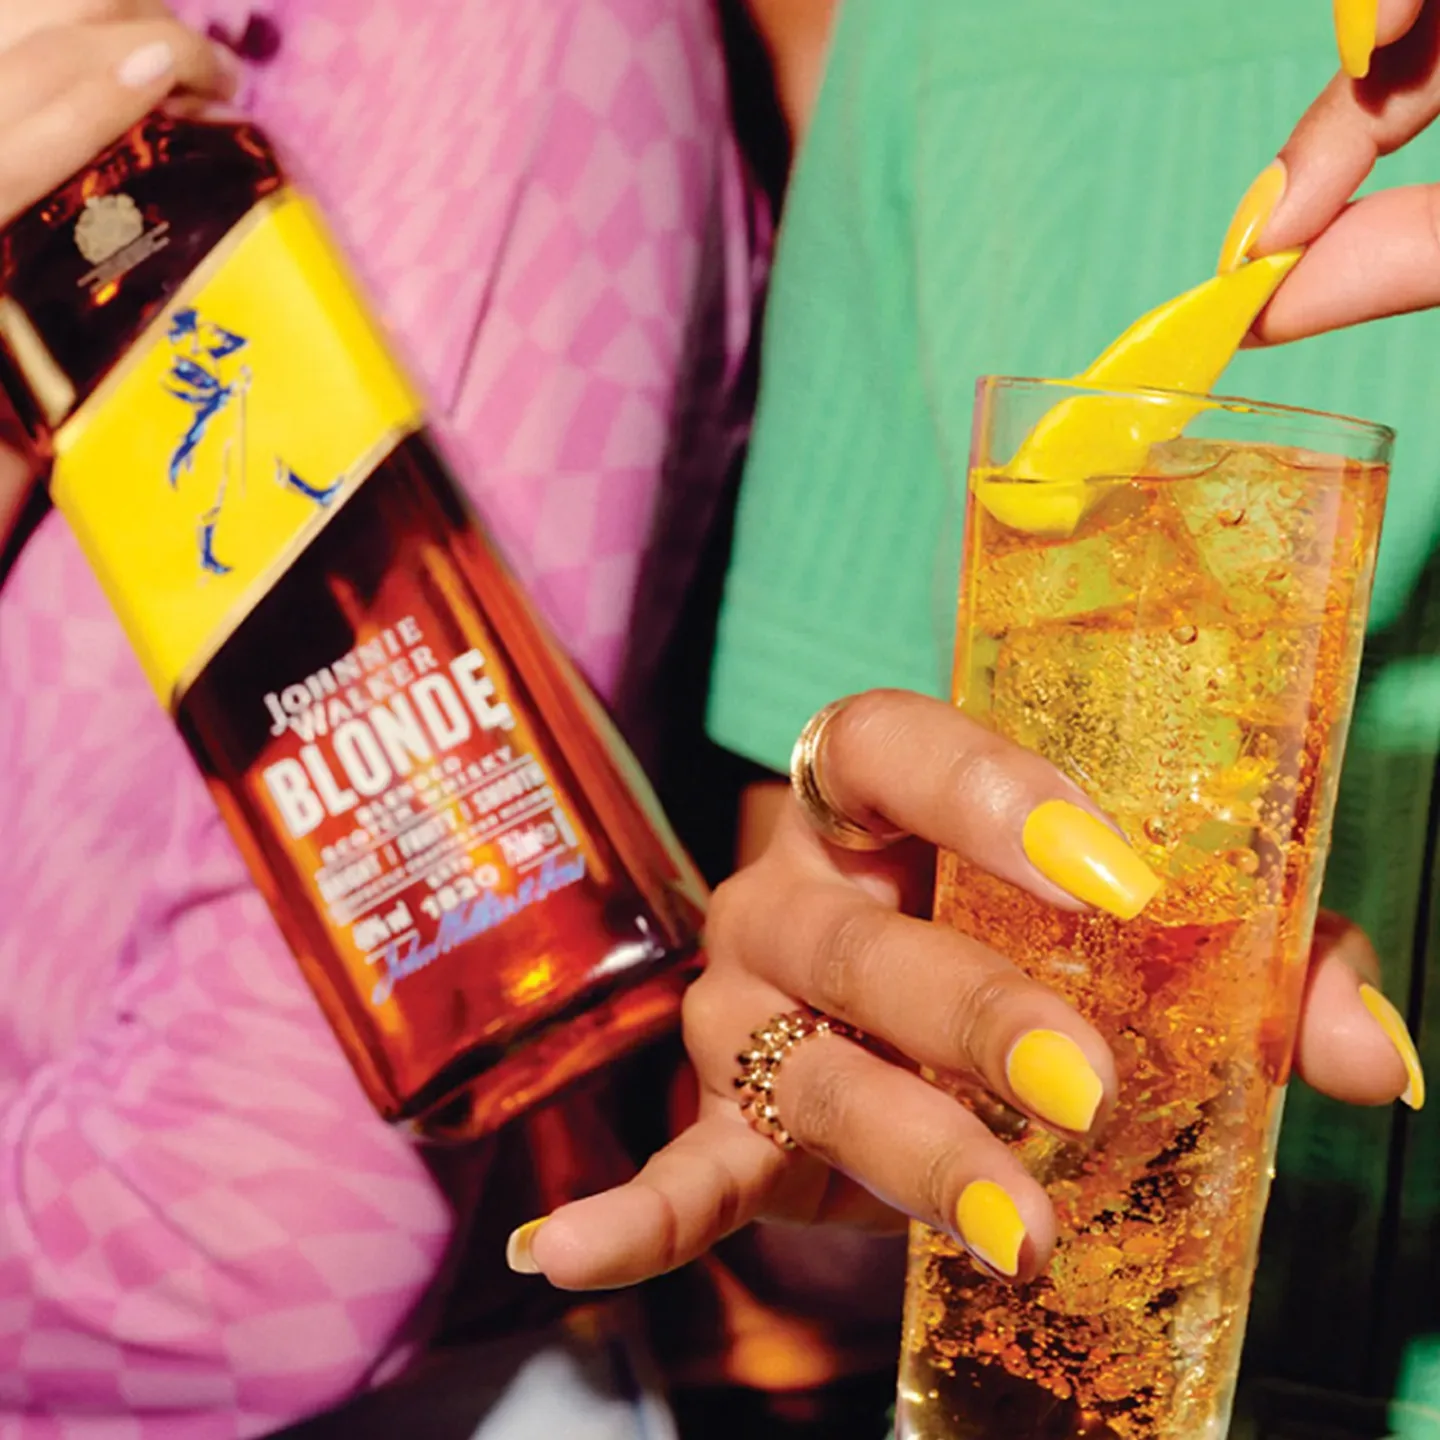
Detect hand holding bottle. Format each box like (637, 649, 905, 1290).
(0, 3, 237, 228)
(0, 2, 236, 548)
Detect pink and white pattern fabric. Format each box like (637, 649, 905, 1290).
(0, 1, 763, 1433)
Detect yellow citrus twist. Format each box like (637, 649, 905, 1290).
(975, 250, 1302, 537)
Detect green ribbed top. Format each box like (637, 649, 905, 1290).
(711, 1, 1440, 1430)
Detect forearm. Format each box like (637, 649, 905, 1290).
(741, 0, 836, 138)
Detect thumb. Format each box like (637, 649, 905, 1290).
(1293, 912, 1424, 1108)
(505, 1107, 793, 1291)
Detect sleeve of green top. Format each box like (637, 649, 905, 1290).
(705, 0, 941, 775)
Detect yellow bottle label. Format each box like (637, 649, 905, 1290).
(50, 189, 424, 709)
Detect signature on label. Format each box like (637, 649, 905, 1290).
(369, 852, 588, 1007)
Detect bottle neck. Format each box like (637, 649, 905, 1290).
(0, 113, 284, 450)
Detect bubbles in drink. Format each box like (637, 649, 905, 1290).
(900, 439, 1388, 1440)
(1225, 849, 1260, 876)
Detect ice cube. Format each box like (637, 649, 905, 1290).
(1165, 443, 1346, 626)
(969, 483, 1222, 636)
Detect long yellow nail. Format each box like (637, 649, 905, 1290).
(1360, 985, 1426, 1110)
(1022, 801, 1161, 920)
(1218, 162, 1287, 275)
(1007, 1030, 1105, 1134)
(956, 1181, 1027, 1278)
(506, 1217, 548, 1274)
(1335, 0, 1379, 78)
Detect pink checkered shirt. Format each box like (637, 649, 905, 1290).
(0, 1, 763, 1433)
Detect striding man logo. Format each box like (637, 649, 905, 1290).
(163, 307, 344, 578)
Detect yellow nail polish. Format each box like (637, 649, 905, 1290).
(1022, 801, 1161, 920)
(956, 1181, 1027, 1278)
(1007, 1029, 1105, 1134)
(1218, 161, 1287, 275)
(506, 1217, 548, 1274)
(1360, 985, 1426, 1110)
(1335, 0, 1379, 78)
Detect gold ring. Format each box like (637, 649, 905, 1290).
(734, 1008, 859, 1151)
(790, 699, 906, 852)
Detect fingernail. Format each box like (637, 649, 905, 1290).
(1335, 0, 1379, 78)
(1022, 800, 1161, 920)
(956, 1180, 1027, 1279)
(117, 41, 176, 88)
(506, 1217, 547, 1274)
(1006, 1029, 1105, 1134)
(1218, 161, 1287, 275)
(1360, 985, 1426, 1110)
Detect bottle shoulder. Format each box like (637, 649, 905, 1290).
(0, 114, 285, 443)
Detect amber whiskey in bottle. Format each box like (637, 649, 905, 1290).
(0, 114, 706, 1141)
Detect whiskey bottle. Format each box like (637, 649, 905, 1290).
(0, 113, 707, 1142)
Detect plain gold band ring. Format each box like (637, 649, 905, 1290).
(790, 699, 907, 852)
